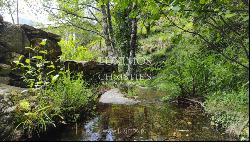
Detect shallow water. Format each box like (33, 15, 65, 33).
(33, 103, 234, 141)
(32, 88, 235, 141)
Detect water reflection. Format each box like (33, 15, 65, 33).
(80, 103, 232, 141)
(32, 103, 234, 141)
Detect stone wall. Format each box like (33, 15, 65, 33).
(0, 17, 62, 85)
(0, 22, 61, 64)
(0, 16, 118, 86)
(64, 60, 118, 83)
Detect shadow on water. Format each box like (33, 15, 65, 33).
(32, 102, 235, 141)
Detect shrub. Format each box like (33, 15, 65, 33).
(146, 32, 249, 139)
(14, 71, 95, 137)
(150, 33, 248, 101)
(151, 36, 210, 99)
(13, 41, 60, 88)
(59, 36, 97, 61)
(12, 41, 96, 137)
(205, 86, 249, 140)
(43, 71, 94, 121)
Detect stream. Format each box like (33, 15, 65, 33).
(31, 88, 235, 141)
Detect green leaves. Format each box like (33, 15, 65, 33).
(39, 50, 48, 54)
(25, 47, 34, 51)
(47, 64, 55, 69)
(171, 5, 181, 12)
(243, 16, 249, 21)
(199, 0, 207, 4)
(224, 10, 236, 18)
(13, 39, 57, 89)
(19, 100, 31, 112)
(25, 59, 31, 64)
(32, 56, 43, 60)
(184, 22, 193, 30)
(40, 39, 47, 46)
(59, 37, 95, 61)
(51, 74, 59, 84)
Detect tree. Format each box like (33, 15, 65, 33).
(112, 0, 139, 78)
(100, 0, 116, 57)
(153, 0, 249, 70)
(42, 0, 117, 56)
(0, 0, 17, 24)
(127, 15, 137, 79)
(16, 0, 19, 24)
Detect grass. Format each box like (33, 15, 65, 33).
(205, 87, 249, 140)
(13, 71, 96, 138)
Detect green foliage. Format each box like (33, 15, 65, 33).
(151, 36, 202, 98)
(5, 0, 248, 140)
(45, 0, 101, 38)
(205, 87, 249, 127)
(137, 3, 249, 135)
(152, 32, 248, 98)
(15, 102, 55, 137)
(205, 86, 249, 140)
(127, 88, 137, 98)
(14, 71, 95, 136)
(59, 36, 98, 61)
(12, 40, 96, 137)
(43, 71, 94, 121)
(140, 3, 249, 137)
(13, 42, 58, 88)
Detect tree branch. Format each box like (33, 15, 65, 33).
(161, 11, 249, 69)
(65, 20, 103, 37)
(163, 12, 210, 44)
(88, 8, 101, 24)
(218, 15, 249, 60)
(219, 51, 249, 69)
(43, 5, 98, 22)
(242, 0, 249, 6)
(79, 3, 101, 12)
(45, 9, 103, 37)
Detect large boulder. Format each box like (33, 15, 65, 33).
(0, 21, 30, 63)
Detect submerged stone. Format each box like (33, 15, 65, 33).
(99, 88, 139, 105)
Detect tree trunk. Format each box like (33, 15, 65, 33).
(101, 4, 112, 57)
(106, 0, 116, 56)
(9, 10, 15, 24)
(16, 0, 19, 24)
(127, 17, 137, 79)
